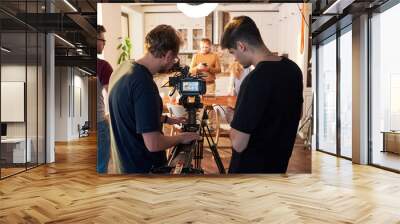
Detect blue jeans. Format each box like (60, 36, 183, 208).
(97, 120, 110, 173)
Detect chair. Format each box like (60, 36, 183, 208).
(78, 121, 90, 138)
(166, 103, 187, 136)
(210, 104, 231, 146)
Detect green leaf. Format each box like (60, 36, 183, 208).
(117, 55, 122, 65)
(117, 37, 133, 64)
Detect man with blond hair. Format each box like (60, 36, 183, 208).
(108, 25, 200, 173)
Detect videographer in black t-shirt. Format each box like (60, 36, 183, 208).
(107, 25, 200, 173)
(221, 16, 304, 173)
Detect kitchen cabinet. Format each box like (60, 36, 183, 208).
(144, 13, 205, 53)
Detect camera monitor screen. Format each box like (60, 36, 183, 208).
(182, 81, 199, 92)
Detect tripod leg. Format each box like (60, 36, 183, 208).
(195, 138, 204, 170)
(167, 145, 179, 167)
(203, 125, 226, 174)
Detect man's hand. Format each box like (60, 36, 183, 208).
(196, 63, 209, 72)
(196, 63, 205, 70)
(225, 106, 235, 124)
(167, 116, 187, 125)
(104, 114, 110, 123)
(178, 132, 201, 144)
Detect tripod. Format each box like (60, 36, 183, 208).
(156, 103, 226, 174)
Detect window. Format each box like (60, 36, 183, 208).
(370, 2, 400, 171)
(317, 36, 337, 154)
(0, 1, 46, 179)
(339, 27, 352, 158)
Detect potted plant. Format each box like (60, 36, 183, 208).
(117, 37, 132, 65)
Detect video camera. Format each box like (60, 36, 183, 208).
(166, 61, 207, 132)
(168, 63, 206, 97)
(153, 60, 224, 175)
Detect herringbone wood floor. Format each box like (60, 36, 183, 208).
(1, 135, 400, 223)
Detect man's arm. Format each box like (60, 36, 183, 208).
(142, 131, 199, 152)
(102, 87, 110, 122)
(230, 128, 250, 153)
(226, 107, 250, 153)
(142, 132, 182, 152)
(209, 54, 221, 74)
(161, 114, 186, 125)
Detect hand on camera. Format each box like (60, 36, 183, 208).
(178, 132, 201, 144)
(167, 116, 187, 125)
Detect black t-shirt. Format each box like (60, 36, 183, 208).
(229, 57, 303, 173)
(108, 62, 166, 173)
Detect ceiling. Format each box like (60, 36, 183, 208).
(311, 0, 389, 43)
(0, 0, 96, 74)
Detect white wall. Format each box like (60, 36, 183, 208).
(99, 4, 122, 70)
(1, 65, 32, 137)
(229, 11, 279, 52)
(122, 5, 145, 60)
(55, 67, 68, 141)
(54, 67, 89, 141)
(98, 4, 144, 66)
(1, 65, 26, 142)
(1, 63, 46, 163)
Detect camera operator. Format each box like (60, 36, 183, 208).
(221, 16, 304, 173)
(107, 25, 200, 174)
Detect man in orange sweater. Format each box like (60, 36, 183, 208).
(190, 38, 221, 94)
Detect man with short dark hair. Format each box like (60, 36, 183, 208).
(107, 25, 200, 173)
(221, 16, 304, 173)
(97, 25, 113, 173)
(190, 38, 221, 94)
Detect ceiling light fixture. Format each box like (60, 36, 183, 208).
(1, 47, 11, 53)
(177, 3, 218, 18)
(63, 0, 78, 12)
(54, 34, 76, 48)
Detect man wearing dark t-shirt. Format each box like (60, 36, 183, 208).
(221, 16, 304, 173)
(107, 25, 200, 173)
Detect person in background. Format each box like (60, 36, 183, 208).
(97, 25, 113, 173)
(221, 16, 304, 173)
(107, 25, 200, 173)
(190, 38, 221, 94)
(228, 61, 254, 96)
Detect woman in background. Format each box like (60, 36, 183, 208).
(228, 61, 254, 96)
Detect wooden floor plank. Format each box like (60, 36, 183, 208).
(0, 135, 399, 223)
